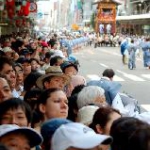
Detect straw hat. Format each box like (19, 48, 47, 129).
(36, 66, 70, 89)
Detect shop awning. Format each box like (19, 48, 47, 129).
(116, 14, 150, 21)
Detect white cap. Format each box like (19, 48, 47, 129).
(51, 123, 112, 150)
(0, 124, 43, 148)
(3, 47, 13, 53)
(78, 105, 99, 125)
(51, 50, 65, 58)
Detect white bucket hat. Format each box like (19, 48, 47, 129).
(51, 123, 112, 150)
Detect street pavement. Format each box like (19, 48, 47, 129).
(73, 45, 150, 112)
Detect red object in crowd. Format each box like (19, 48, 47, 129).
(6, 0, 15, 6)
(7, 7, 15, 19)
(16, 19, 22, 27)
(22, 19, 27, 26)
(41, 41, 49, 47)
(24, 1, 30, 16)
(6, 0, 15, 19)
(18, 1, 30, 16)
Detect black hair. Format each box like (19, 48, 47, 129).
(0, 57, 14, 72)
(50, 56, 63, 66)
(30, 58, 40, 65)
(45, 52, 54, 59)
(131, 39, 134, 43)
(61, 61, 78, 73)
(71, 84, 85, 96)
(127, 124, 150, 150)
(102, 69, 115, 79)
(16, 57, 30, 64)
(24, 88, 43, 110)
(67, 94, 78, 122)
(37, 88, 61, 105)
(0, 98, 32, 124)
(13, 63, 23, 71)
(110, 117, 148, 150)
(24, 72, 42, 92)
(89, 106, 121, 132)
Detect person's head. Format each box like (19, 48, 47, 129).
(14, 63, 24, 86)
(50, 56, 64, 66)
(71, 84, 85, 96)
(44, 52, 53, 64)
(51, 123, 112, 150)
(22, 59, 31, 77)
(41, 118, 71, 150)
(2, 47, 14, 60)
(61, 61, 78, 76)
(131, 39, 134, 43)
(67, 95, 78, 122)
(0, 98, 32, 127)
(0, 57, 16, 89)
(69, 75, 86, 96)
(30, 58, 40, 71)
(37, 88, 68, 121)
(0, 76, 12, 102)
(110, 117, 148, 150)
(3, 39, 11, 47)
(90, 106, 121, 135)
(24, 88, 43, 110)
(102, 69, 115, 81)
(36, 66, 70, 90)
(0, 124, 43, 150)
(24, 72, 42, 92)
(77, 86, 106, 109)
(127, 124, 150, 150)
(19, 49, 31, 59)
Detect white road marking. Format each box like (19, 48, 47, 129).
(113, 75, 125, 81)
(99, 63, 109, 68)
(98, 49, 142, 61)
(141, 74, 150, 80)
(117, 70, 145, 81)
(87, 74, 100, 80)
(141, 104, 150, 111)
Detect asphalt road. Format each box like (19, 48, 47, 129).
(74, 45, 150, 111)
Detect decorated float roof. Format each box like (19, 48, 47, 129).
(93, 0, 124, 5)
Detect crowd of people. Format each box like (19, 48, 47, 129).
(120, 35, 150, 70)
(0, 31, 150, 150)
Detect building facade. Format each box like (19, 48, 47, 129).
(116, 0, 150, 35)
